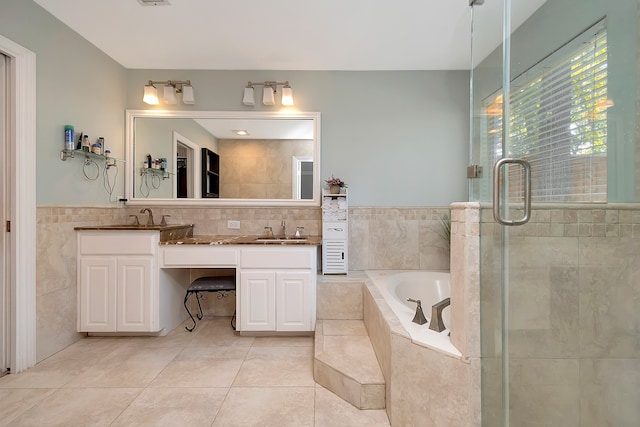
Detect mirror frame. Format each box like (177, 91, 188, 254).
(125, 109, 321, 207)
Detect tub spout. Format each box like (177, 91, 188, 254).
(429, 297, 451, 332)
(407, 298, 428, 325)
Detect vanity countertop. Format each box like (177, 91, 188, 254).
(160, 234, 322, 246)
(74, 224, 194, 242)
(74, 224, 195, 231)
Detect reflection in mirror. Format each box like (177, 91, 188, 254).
(125, 110, 321, 207)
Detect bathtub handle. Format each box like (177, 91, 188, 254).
(407, 298, 428, 325)
(429, 297, 451, 333)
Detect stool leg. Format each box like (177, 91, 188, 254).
(195, 292, 204, 320)
(231, 310, 236, 331)
(184, 292, 197, 332)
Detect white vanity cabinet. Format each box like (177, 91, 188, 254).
(77, 231, 159, 333)
(239, 247, 316, 332)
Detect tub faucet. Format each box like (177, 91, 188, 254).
(407, 298, 428, 325)
(140, 208, 154, 226)
(281, 220, 286, 237)
(429, 297, 451, 332)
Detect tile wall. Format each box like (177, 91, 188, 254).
(479, 204, 640, 426)
(35, 205, 450, 361)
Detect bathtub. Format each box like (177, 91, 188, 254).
(366, 270, 461, 357)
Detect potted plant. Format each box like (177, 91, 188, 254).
(325, 175, 347, 194)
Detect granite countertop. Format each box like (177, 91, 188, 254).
(74, 223, 195, 242)
(74, 224, 194, 231)
(160, 234, 322, 246)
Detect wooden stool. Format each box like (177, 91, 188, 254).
(184, 275, 236, 332)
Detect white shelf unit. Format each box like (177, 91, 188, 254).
(322, 189, 348, 274)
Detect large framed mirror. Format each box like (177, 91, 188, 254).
(125, 110, 321, 207)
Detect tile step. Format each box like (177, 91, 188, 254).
(313, 319, 385, 410)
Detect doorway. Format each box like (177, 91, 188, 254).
(173, 132, 199, 198)
(292, 157, 313, 200)
(0, 52, 8, 376)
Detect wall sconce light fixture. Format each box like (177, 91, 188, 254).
(242, 81, 294, 106)
(143, 80, 195, 105)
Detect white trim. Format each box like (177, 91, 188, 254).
(0, 35, 36, 373)
(125, 110, 321, 207)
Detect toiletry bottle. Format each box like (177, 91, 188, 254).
(64, 125, 74, 151)
(82, 135, 90, 152)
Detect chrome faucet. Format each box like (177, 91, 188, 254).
(429, 297, 451, 332)
(281, 220, 286, 237)
(140, 208, 154, 226)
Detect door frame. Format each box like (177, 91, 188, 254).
(0, 34, 36, 373)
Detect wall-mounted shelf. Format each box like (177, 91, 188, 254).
(139, 167, 171, 180)
(60, 149, 122, 166)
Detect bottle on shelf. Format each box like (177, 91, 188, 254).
(64, 125, 74, 151)
(82, 134, 91, 152)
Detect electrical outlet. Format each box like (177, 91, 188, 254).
(227, 220, 241, 229)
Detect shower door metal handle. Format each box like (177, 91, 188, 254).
(493, 158, 531, 226)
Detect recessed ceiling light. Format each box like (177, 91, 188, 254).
(137, 0, 171, 6)
(234, 130, 249, 136)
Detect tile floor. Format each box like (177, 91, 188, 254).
(0, 317, 391, 426)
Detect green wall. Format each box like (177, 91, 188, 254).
(2, 0, 470, 207)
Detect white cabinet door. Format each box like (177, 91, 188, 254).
(240, 271, 276, 331)
(276, 272, 311, 331)
(79, 257, 117, 332)
(322, 240, 347, 274)
(117, 257, 154, 332)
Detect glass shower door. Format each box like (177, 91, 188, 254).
(471, 0, 640, 426)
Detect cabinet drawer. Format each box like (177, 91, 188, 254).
(323, 223, 347, 239)
(79, 233, 157, 255)
(161, 246, 238, 267)
(241, 248, 313, 269)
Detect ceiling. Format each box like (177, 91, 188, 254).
(194, 118, 314, 140)
(32, 0, 545, 71)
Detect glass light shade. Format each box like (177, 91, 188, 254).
(143, 85, 159, 105)
(262, 87, 275, 105)
(163, 85, 177, 104)
(182, 85, 195, 104)
(242, 87, 255, 106)
(281, 86, 294, 106)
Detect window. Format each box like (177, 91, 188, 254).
(486, 21, 608, 202)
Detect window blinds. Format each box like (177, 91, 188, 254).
(487, 22, 608, 202)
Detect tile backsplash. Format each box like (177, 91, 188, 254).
(36, 204, 450, 361)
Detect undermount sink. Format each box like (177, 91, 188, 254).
(254, 236, 308, 243)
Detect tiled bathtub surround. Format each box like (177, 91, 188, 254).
(349, 207, 451, 271)
(478, 203, 640, 426)
(363, 278, 480, 426)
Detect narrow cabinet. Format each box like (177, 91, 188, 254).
(322, 189, 348, 274)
